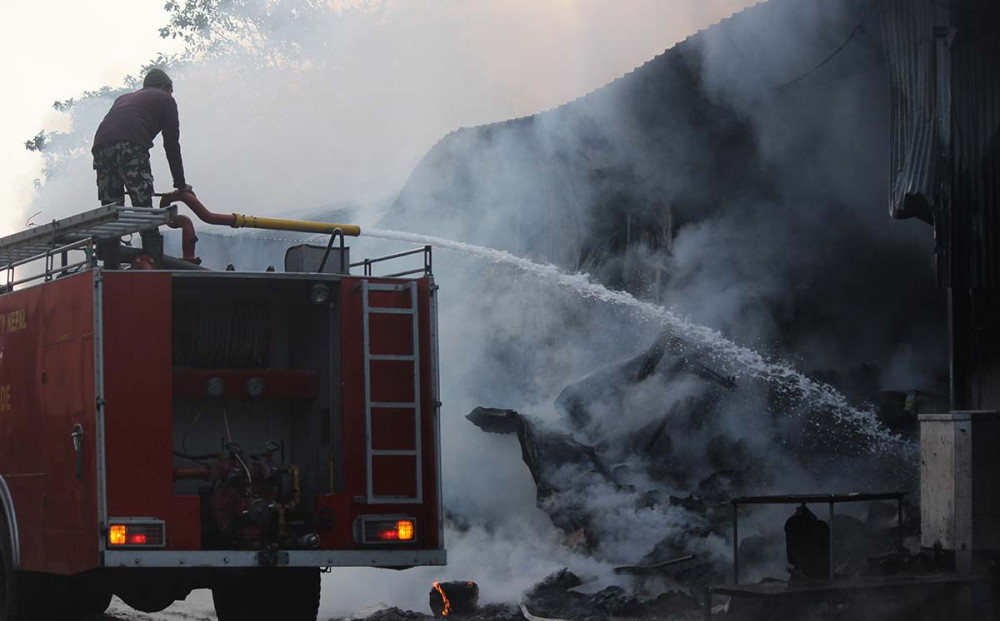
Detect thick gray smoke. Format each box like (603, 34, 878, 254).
(369, 0, 944, 599)
(19, 0, 941, 615)
(385, 0, 944, 398)
(20, 0, 758, 225)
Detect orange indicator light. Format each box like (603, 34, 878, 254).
(364, 517, 417, 543)
(397, 520, 415, 541)
(109, 524, 127, 546)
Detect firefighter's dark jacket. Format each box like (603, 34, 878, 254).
(93, 86, 186, 189)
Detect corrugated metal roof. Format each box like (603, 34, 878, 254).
(880, 0, 942, 223)
(881, 0, 1000, 287)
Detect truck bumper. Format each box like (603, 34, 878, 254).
(102, 549, 446, 568)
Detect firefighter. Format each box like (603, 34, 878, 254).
(92, 68, 193, 208)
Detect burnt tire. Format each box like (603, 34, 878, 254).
(213, 568, 320, 621)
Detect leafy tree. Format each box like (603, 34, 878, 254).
(159, 0, 337, 67)
(23, 0, 384, 183)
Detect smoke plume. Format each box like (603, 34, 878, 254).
(19, 0, 944, 614)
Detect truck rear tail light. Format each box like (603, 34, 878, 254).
(358, 517, 417, 544)
(108, 520, 166, 548)
(397, 520, 415, 541)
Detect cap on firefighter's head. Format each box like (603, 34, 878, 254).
(143, 68, 173, 91)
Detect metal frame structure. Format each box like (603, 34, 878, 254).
(704, 573, 984, 621)
(730, 492, 906, 584)
(103, 548, 445, 568)
(352, 245, 432, 278)
(93, 270, 109, 554)
(0, 205, 176, 267)
(3, 238, 94, 292)
(428, 276, 444, 547)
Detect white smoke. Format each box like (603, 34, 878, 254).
(18, 0, 936, 616)
(20, 0, 759, 226)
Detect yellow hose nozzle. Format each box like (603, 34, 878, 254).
(232, 213, 361, 237)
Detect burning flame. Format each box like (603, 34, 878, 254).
(432, 581, 452, 616)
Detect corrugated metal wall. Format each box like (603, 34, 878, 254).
(881, 0, 1000, 288)
(947, 1, 1000, 289)
(881, 0, 941, 224)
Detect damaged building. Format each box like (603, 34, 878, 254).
(377, 0, 999, 618)
(382, 0, 950, 429)
(181, 0, 997, 618)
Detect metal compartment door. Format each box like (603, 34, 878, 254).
(40, 272, 100, 574)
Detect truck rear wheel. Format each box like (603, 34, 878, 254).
(117, 587, 176, 614)
(0, 510, 28, 621)
(79, 590, 113, 614)
(213, 568, 320, 621)
(0, 511, 17, 621)
(0, 511, 38, 621)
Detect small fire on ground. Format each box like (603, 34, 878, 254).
(429, 581, 479, 617)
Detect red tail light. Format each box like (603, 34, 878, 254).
(107, 520, 165, 548)
(372, 520, 415, 541)
(358, 517, 417, 544)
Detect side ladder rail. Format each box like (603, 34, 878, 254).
(362, 280, 423, 504)
(3, 238, 95, 293)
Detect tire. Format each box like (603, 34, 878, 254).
(213, 568, 320, 621)
(31, 574, 85, 621)
(79, 590, 112, 614)
(117, 586, 176, 614)
(0, 512, 108, 621)
(0, 510, 20, 621)
(278, 569, 321, 621)
(211, 584, 245, 621)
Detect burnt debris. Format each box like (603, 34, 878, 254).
(430, 581, 480, 618)
(466, 330, 931, 594)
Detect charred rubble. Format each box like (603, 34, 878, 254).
(345, 571, 701, 621)
(518, 569, 700, 621)
(461, 331, 938, 608)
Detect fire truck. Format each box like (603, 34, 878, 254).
(0, 192, 444, 620)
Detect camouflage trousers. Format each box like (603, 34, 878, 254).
(93, 141, 155, 208)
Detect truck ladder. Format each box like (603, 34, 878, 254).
(361, 280, 423, 504)
(0, 205, 177, 266)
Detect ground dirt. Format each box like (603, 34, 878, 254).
(94, 593, 218, 620)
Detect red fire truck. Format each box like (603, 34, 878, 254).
(0, 193, 444, 620)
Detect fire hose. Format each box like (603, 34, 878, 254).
(157, 190, 361, 262)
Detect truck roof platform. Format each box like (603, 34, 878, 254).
(0, 205, 177, 266)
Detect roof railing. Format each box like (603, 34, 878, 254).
(2, 238, 95, 295)
(351, 245, 432, 278)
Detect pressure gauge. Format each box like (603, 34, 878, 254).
(205, 376, 226, 399)
(246, 376, 266, 399)
(309, 283, 331, 305)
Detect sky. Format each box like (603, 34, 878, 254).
(0, 0, 763, 238)
(0, 0, 182, 235)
